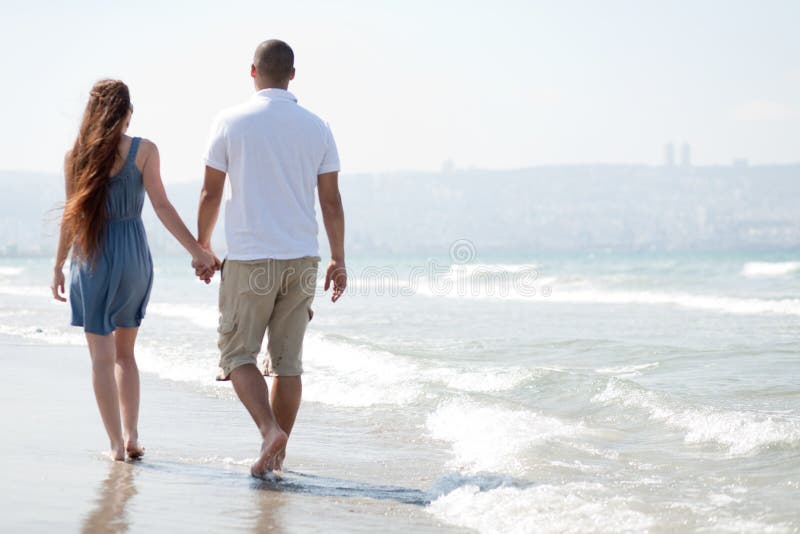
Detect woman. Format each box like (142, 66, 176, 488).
(51, 79, 217, 461)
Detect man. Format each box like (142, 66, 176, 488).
(194, 39, 346, 477)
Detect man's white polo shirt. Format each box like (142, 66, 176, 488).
(204, 88, 340, 260)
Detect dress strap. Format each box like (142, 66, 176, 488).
(127, 137, 142, 166)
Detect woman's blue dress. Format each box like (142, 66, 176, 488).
(70, 137, 154, 335)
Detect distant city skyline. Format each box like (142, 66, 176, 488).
(0, 0, 798, 182)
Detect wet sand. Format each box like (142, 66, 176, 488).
(0, 336, 459, 533)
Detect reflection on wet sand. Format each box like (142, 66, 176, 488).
(82, 462, 137, 534)
(251, 481, 289, 532)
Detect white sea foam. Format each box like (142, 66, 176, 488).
(447, 263, 539, 276)
(303, 336, 543, 405)
(413, 267, 555, 300)
(302, 334, 423, 407)
(596, 362, 660, 376)
(548, 288, 800, 316)
(426, 399, 583, 473)
(147, 302, 218, 329)
(134, 344, 226, 390)
(593, 378, 800, 456)
(0, 324, 85, 346)
(178, 456, 256, 467)
(416, 271, 800, 315)
(701, 519, 792, 534)
(0, 284, 51, 297)
(0, 266, 24, 276)
(427, 481, 654, 534)
(741, 261, 800, 278)
(424, 366, 538, 393)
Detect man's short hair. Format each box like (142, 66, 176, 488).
(254, 40, 294, 82)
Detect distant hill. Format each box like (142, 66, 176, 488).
(1, 164, 799, 258)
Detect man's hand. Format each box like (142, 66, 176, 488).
(192, 244, 221, 284)
(324, 259, 347, 302)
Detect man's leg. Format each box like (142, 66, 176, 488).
(270, 376, 301, 471)
(217, 259, 286, 476)
(270, 376, 302, 436)
(265, 257, 318, 470)
(230, 364, 288, 476)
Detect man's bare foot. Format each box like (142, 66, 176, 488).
(250, 427, 288, 478)
(126, 441, 145, 460)
(274, 448, 286, 472)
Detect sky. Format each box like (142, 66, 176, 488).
(0, 0, 798, 182)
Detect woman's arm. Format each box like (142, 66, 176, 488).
(51, 152, 74, 301)
(140, 140, 218, 280)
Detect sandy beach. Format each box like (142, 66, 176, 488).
(0, 335, 459, 533)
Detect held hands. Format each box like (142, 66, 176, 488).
(192, 244, 221, 284)
(324, 259, 347, 302)
(51, 266, 67, 302)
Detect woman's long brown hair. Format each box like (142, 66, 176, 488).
(63, 79, 132, 262)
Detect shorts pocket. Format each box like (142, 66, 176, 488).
(218, 313, 237, 335)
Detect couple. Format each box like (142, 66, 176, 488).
(50, 40, 346, 477)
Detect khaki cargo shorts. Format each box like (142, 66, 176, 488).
(215, 256, 319, 380)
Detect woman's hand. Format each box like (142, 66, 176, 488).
(51, 266, 67, 302)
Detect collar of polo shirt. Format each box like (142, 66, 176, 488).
(253, 88, 298, 103)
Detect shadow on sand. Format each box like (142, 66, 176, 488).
(124, 458, 534, 507)
(252, 470, 535, 506)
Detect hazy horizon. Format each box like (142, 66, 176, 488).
(2, 0, 799, 182)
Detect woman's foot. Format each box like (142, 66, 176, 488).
(125, 441, 145, 460)
(107, 443, 126, 462)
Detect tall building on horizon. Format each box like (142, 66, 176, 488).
(663, 142, 675, 167)
(680, 142, 691, 168)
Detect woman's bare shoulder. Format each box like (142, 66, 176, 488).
(135, 138, 159, 168)
(139, 137, 157, 149)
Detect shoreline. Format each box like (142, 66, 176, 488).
(0, 334, 457, 533)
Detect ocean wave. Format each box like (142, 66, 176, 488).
(0, 284, 51, 297)
(447, 263, 539, 276)
(413, 274, 800, 316)
(427, 481, 653, 534)
(305, 336, 544, 406)
(0, 324, 85, 345)
(592, 378, 800, 456)
(147, 302, 218, 329)
(741, 261, 800, 278)
(424, 366, 540, 393)
(426, 398, 584, 473)
(548, 289, 800, 316)
(596, 362, 660, 376)
(0, 266, 24, 276)
(134, 344, 227, 389)
(302, 334, 423, 407)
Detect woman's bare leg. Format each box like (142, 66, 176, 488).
(114, 327, 143, 459)
(86, 333, 125, 461)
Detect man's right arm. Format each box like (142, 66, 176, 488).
(197, 165, 226, 257)
(318, 171, 346, 302)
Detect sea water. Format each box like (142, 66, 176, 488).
(1, 251, 798, 532)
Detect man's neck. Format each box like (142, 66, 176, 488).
(255, 83, 289, 91)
